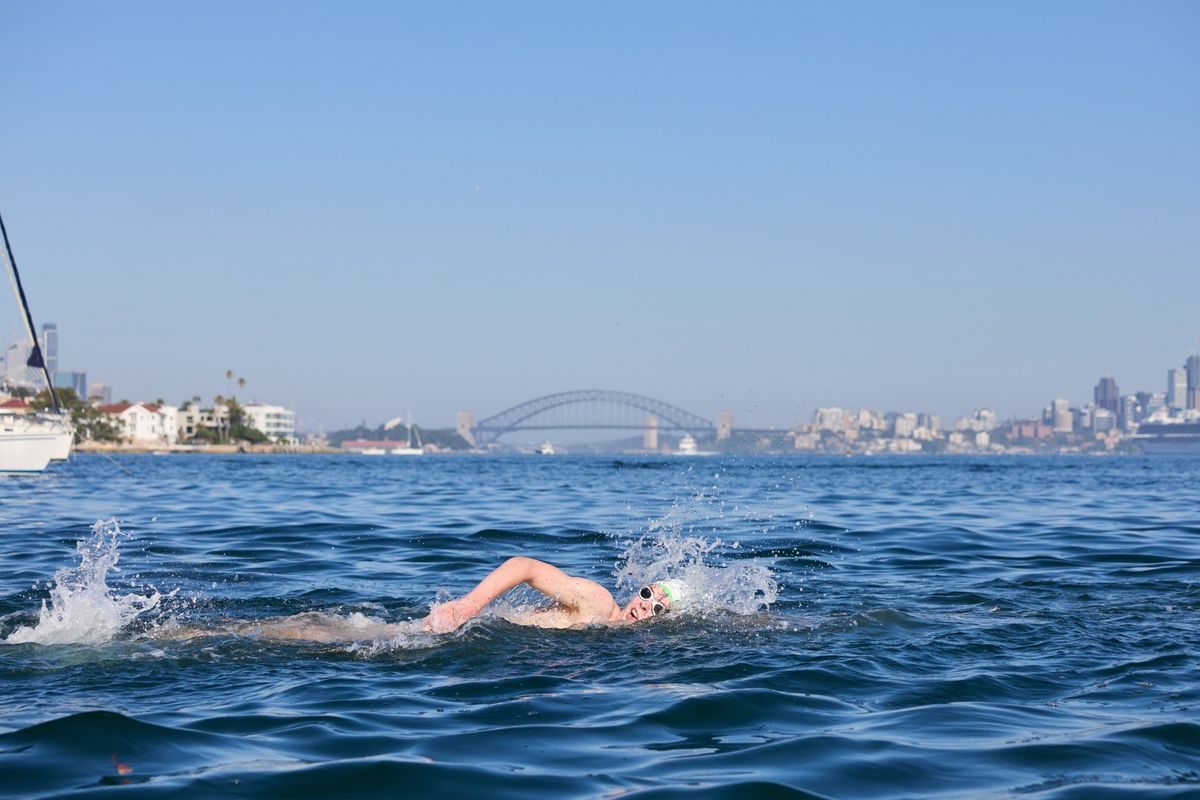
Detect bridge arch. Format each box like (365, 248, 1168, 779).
(472, 390, 715, 445)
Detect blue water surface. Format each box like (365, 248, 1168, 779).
(1, 454, 1198, 798)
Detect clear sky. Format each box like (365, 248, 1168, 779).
(3, 1, 1197, 432)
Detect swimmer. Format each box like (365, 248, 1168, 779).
(421, 556, 684, 632)
(149, 558, 684, 643)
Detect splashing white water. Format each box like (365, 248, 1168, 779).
(4, 519, 168, 645)
(613, 505, 778, 617)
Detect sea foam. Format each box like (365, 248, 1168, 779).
(613, 495, 779, 617)
(4, 519, 168, 645)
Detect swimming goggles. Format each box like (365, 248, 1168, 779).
(639, 585, 669, 616)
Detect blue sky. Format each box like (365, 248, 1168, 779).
(3, 1, 1197, 431)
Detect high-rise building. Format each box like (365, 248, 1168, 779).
(1094, 377, 1118, 414)
(55, 370, 87, 399)
(40, 323, 57, 376)
(1052, 398, 1072, 433)
(1187, 356, 1200, 410)
(1168, 368, 1188, 410)
(1119, 395, 1140, 431)
(88, 382, 112, 404)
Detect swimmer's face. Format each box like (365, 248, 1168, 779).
(621, 583, 671, 623)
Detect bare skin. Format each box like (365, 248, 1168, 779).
(421, 556, 672, 632)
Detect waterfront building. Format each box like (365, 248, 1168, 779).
(101, 402, 164, 443)
(167, 404, 203, 441)
(814, 407, 845, 431)
(243, 403, 297, 444)
(157, 405, 179, 445)
(893, 413, 917, 438)
(0, 398, 31, 415)
(1009, 420, 1054, 441)
(198, 405, 230, 440)
(1092, 408, 1115, 433)
(967, 409, 997, 432)
(1094, 377, 1119, 414)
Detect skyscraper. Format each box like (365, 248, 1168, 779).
(1052, 398, 1072, 433)
(1094, 377, 1118, 414)
(1168, 368, 1187, 410)
(40, 323, 58, 376)
(1187, 356, 1200, 411)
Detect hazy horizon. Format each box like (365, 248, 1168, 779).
(3, 2, 1197, 431)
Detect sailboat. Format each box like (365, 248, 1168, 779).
(0, 212, 74, 472)
(390, 413, 423, 455)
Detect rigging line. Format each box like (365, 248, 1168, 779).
(96, 449, 135, 477)
(0, 211, 61, 414)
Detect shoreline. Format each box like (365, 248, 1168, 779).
(65, 443, 1161, 457)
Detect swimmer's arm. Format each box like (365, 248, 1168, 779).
(463, 557, 580, 612)
(424, 557, 580, 632)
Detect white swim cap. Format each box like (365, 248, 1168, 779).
(656, 579, 687, 608)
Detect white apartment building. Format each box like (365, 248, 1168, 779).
(243, 403, 296, 444)
(158, 405, 179, 445)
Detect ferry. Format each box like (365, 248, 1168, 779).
(1132, 421, 1200, 454)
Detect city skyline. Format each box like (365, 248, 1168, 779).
(5, 321, 1196, 436)
(3, 3, 1197, 430)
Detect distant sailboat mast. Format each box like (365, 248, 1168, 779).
(0, 212, 61, 413)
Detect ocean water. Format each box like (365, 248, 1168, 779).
(1, 454, 1198, 799)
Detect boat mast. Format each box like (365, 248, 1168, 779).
(0, 212, 61, 413)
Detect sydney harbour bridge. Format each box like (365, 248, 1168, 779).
(460, 390, 753, 447)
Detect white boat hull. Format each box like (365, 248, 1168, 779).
(50, 431, 73, 460)
(0, 427, 59, 472)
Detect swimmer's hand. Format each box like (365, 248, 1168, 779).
(421, 598, 479, 633)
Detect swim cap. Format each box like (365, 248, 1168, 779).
(656, 579, 687, 608)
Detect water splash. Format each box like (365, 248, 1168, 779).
(4, 519, 169, 645)
(613, 499, 779, 616)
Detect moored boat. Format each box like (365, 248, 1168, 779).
(0, 212, 73, 471)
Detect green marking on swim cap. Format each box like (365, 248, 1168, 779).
(656, 581, 675, 602)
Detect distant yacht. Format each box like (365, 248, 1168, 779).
(361, 447, 387, 456)
(536, 441, 556, 455)
(673, 433, 715, 456)
(390, 415, 423, 456)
